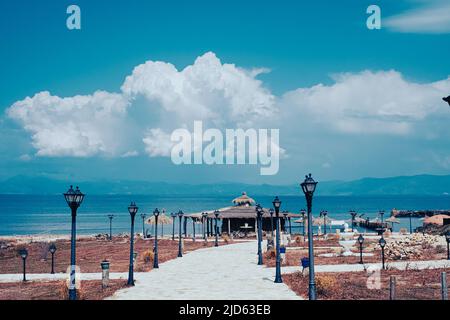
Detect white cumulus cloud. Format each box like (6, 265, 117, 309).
(5, 53, 450, 162)
(7, 91, 130, 157)
(282, 70, 450, 135)
(122, 52, 276, 129)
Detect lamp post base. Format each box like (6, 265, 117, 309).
(309, 283, 317, 300)
(68, 289, 77, 300)
(274, 276, 283, 283)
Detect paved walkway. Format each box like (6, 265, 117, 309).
(108, 241, 301, 300)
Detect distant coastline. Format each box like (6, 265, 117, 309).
(1, 174, 450, 196)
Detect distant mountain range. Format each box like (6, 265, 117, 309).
(0, 174, 449, 196)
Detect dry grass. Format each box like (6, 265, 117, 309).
(284, 268, 449, 300)
(0, 237, 227, 274)
(0, 280, 127, 300)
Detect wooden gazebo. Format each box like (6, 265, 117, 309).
(187, 192, 299, 235)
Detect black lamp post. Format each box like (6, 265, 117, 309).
(63, 185, 85, 301)
(446, 232, 450, 260)
(214, 210, 220, 247)
(127, 202, 138, 285)
(379, 210, 385, 224)
(107, 214, 115, 241)
(272, 196, 283, 283)
(409, 212, 413, 234)
(301, 173, 318, 300)
(269, 208, 274, 239)
(202, 212, 208, 241)
(49, 243, 57, 274)
(300, 209, 306, 241)
(153, 208, 160, 268)
(256, 204, 263, 265)
(171, 212, 176, 241)
(350, 210, 357, 232)
(320, 211, 328, 235)
(140, 213, 146, 238)
(192, 218, 196, 241)
(19, 248, 28, 282)
(177, 210, 184, 257)
(283, 212, 288, 233)
(358, 234, 365, 264)
(379, 236, 386, 270)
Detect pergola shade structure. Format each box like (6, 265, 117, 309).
(187, 193, 299, 235)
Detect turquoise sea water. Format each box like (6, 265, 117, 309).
(0, 194, 448, 236)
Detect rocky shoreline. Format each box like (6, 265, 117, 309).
(392, 209, 450, 218)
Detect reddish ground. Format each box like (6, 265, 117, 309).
(288, 236, 341, 248)
(265, 237, 446, 267)
(284, 268, 449, 300)
(0, 237, 227, 274)
(0, 280, 127, 300)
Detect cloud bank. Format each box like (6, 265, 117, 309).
(6, 52, 450, 162)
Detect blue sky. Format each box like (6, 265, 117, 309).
(1, 0, 450, 185)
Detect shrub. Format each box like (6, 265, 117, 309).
(264, 248, 276, 260)
(222, 235, 231, 244)
(316, 275, 338, 296)
(59, 281, 84, 300)
(434, 245, 446, 254)
(142, 250, 154, 264)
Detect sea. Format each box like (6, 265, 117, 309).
(0, 194, 448, 236)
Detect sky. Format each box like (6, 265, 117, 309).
(1, 0, 450, 185)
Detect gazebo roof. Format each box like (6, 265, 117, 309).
(186, 192, 299, 219)
(232, 192, 256, 206)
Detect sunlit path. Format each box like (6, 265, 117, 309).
(108, 241, 302, 300)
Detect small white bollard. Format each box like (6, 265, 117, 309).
(101, 260, 110, 289)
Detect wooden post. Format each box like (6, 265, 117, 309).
(442, 272, 448, 301)
(389, 276, 396, 300)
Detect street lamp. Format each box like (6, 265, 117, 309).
(202, 212, 208, 241)
(446, 232, 450, 260)
(379, 236, 386, 270)
(269, 208, 274, 239)
(140, 213, 146, 238)
(177, 210, 184, 257)
(49, 243, 57, 274)
(255, 204, 264, 265)
(63, 185, 85, 300)
(300, 209, 306, 241)
(283, 212, 288, 233)
(171, 212, 177, 241)
(350, 210, 357, 232)
(272, 196, 283, 283)
(409, 212, 413, 234)
(379, 210, 385, 224)
(127, 202, 138, 285)
(153, 208, 160, 268)
(301, 174, 318, 300)
(214, 210, 220, 247)
(19, 248, 28, 282)
(107, 214, 115, 241)
(320, 211, 328, 235)
(358, 234, 365, 264)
